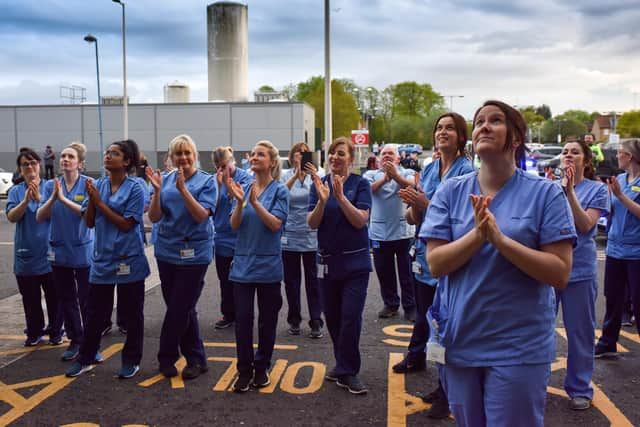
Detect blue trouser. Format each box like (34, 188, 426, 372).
(442, 363, 550, 427)
(320, 272, 369, 376)
(407, 280, 436, 361)
(77, 281, 145, 365)
(372, 239, 415, 312)
(233, 282, 282, 375)
(555, 277, 597, 399)
(157, 261, 208, 368)
(52, 265, 89, 345)
(16, 273, 62, 339)
(214, 254, 235, 321)
(599, 257, 640, 347)
(282, 250, 323, 328)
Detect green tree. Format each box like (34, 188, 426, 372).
(535, 104, 552, 120)
(557, 110, 592, 129)
(541, 118, 588, 143)
(258, 85, 275, 92)
(387, 82, 444, 117)
(617, 110, 640, 137)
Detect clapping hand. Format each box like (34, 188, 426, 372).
(332, 174, 345, 201)
(176, 167, 186, 193)
(608, 176, 622, 197)
(146, 167, 163, 192)
(86, 179, 101, 204)
(227, 178, 245, 202)
(312, 174, 329, 204)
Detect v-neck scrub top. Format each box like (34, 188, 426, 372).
(606, 172, 640, 259)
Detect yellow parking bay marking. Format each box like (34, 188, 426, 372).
(555, 328, 629, 353)
(278, 361, 325, 395)
(382, 325, 413, 347)
(258, 358, 288, 394)
(0, 343, 122, 426)
(209, 357, 237, 392)
(203, 342, 298, 351)
(138, 357, 187, 389)
(619, 329, 640, 344)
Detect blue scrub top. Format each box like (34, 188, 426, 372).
(7, 181, 52, 276)
(229, 180, 289, 283)
(82, 177, 150, 284)
(606, 172, 640, 259)
(420, 169, 576, 367)
(41, 175, 94, 268)
(154, 169, 217, 265)
(213, 167, 253, 257)
(131, 176, 150, 243)
(280, 169, 318, 252)
(365, 166, 415, 241)
(309, 174, 373, 280)
(568, 179, 609, 280)
(414, 157, 474, 286)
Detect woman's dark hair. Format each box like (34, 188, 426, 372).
(112, 139, 140, 174)
(366, 155, 378, 170)
(572, 140, 595, 180)
(16, 147, 41, 168)
(473, 100, 529, 165)
(432, 112, 468, 156)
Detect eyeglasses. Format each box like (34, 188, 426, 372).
(104, 150, 123, 157)
(20, 160, 39, 168)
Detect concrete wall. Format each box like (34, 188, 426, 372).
(0, 102, 314, 174)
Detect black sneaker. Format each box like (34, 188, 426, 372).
(421, 384, 444, 403)
(337, 375, 368, 395)
(252, 369, 270, 388)
(214, 317, 234, 329)
(427, 395, 451, 419)
(378, 307, 399, 319)
(101, 325, 112, 337)
(325, 367, 339, 382)
(309, 325, 323, 339)
(160, 365, 178, 378)
(594, 342, 617, 359)
(392, 355, 426, 373)
(621, 313, 632, 327)
(288, 324, 301, 336)
(118, 326, 128, 334)
(182, 364, 209, 380)
(233, 372, 253, 393)
(24, 336, 44, 347)
(404, 310, 416, 322)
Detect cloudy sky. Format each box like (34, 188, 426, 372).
(1, 0, 639, 119)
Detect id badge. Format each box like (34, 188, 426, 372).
(180, 248, 195, 259)
(371, 240, 381, 249)
(317, 263, 326, 279)
(409, 245, 416, 258)
(281, 236, 288, 245)
(412, 261, 422, 274)
(427, 342, 446, 364)
(116, 263, 131, 276)
(47, 249, 55, 262)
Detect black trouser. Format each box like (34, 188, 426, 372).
(16, 273, 62, 339)
(407, 280, 437, 362)
(282, 250, 323, 328)
(215, 254, 235, 321)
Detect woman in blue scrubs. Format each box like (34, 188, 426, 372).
(227, 140, 289, 393)
(422, 100, 576, 426)
(596, 139, 640, 356)
(7, 148, 61, 347)
(37, 142, 93, 361)
(308, 137, 372, 395)
(147, 134, 216, 380)
(65, 140, 150, 379)
(281, 142, 324, 338)
(211, 146, 253, 330)
(555, 140, 609, 411)
(397, 113, 474, 418)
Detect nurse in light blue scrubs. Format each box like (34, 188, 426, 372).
(7, 148, 61, 347)
(596, 139, 640, 357)
(555, 140, 609, 411)
(37, 142, 93, 361)
(147, 134, 216, 381)
(65, 139, 150, 379)
(211, 146, 253, 330)
(281, 142, 324, 338)
(228, 140, 289, 393)
(397, 112, 474, 419)
(422, 100, 576, 427)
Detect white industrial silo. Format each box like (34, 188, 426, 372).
(164, 81, 191, 103)
(207, 2, 248, 102)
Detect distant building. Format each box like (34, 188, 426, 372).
(254, 90, 287, 103)
(101, 96, 129, 105)
(164, 82, 190, 103)
(590, 114, 613, 141)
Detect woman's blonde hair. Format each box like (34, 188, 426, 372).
(212, 146, 235, 167)
(66, 141, 87, 163)
(168, 134, 198, 160)
(255, 140, 281, 181)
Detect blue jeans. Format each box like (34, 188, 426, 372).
(157, 261, 208, 368)
(372, 239, 415, 312)
(77, 281, 145, 366)
(282, 250, 323, 328)
(599, 257, 640, 347)
(52, 266, 89, 345)
(320, 272, 369, 376)
(215, 254, 235, 321)
(233, 282, 282, 374)
(16, 273, 62, 339)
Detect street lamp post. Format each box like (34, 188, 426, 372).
(324, 0, 331, 165)
(112, 0, 128, 140)
(443, 94, 464, 111)
(84, 34, 105, 177)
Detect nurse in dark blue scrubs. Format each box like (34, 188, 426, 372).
(308, 137, 373, 395)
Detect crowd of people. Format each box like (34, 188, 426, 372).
(7, 100, 640, 425)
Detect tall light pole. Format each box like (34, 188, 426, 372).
(84, 34, 105, 177)
(324, 0, 331, 166)
(112, 0, 128, 139)
(443, 94, 464, 111)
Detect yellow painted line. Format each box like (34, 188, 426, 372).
(259, 358, 288, 394)
(0, 335, 26, 340)
(382, 339, 410, 347)
(0, 344, 70, 357)
(278, 361, 324, 395)
(209, 357, 237, 392)
(387, 352, 436, 427)
(203, 342, 298, 351)
(555, 328, 629, 353)
(382, 325, 413, 338)
(619, 329, 640, 344)
(0, 242, 14, 246)
(137, 357, 186, 389)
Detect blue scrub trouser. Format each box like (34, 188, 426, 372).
(52, 266, 89, 345)
(372, 239, 415, 312)
(233, 283, 282, 375)
(555, 277, 597, 399)
(320, 272, 369, 376)
(157, 261, 208, 368)
(442, 364, 550, 427)
(215, 254, 235, 321)
(16, 273, 62, 339)
(599, 257, 640, 347)
(77, 281, 145, 366)
(407, 280, 436, 361)
(282, 250, 323, 328)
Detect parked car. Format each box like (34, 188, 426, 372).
(536, 154, 562, 177)
(526, 145, 562, 175)
(0, 168, 14, 197)
(399, 144, 423, 155)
